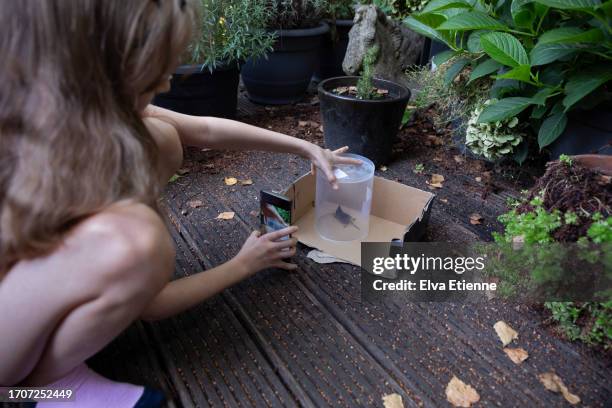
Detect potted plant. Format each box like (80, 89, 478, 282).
(314, 0, 357, 80)
(153, 0, 274, 118)
(404, 0, 612, 162)
(318, 46, 411, 165)
(241, 0, 330, 104)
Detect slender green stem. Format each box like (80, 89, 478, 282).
(535, 8, 549, 35)
(507, 29, 537, 37)
(587, 50, 612, 61)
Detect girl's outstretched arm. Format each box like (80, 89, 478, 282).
(140, 227, 298, 321)
(143, 104, 359, 189)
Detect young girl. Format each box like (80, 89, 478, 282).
(0, 1, 356, 406)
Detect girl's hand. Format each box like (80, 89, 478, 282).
(307, 145, 362, 190)
(233, 226, 299, 275)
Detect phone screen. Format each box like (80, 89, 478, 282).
(260, 191, 292, 240)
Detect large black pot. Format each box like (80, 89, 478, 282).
(153, 63, 239, 118)
(314, 19, 354, 81)
(241, 22, 329, 105)
(318, 76, 411, 165)
(420, 38, 451, 66)
(549, 104, 612, 158)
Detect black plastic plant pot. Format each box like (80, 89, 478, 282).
(153, 63, 239, 118)
(241, 22, 329, 105)
(318, 76, 411, 165)
(549, 104, 612, 158)
(314, 19, 354, 81)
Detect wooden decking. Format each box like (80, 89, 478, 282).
(85, 93, 611, 407)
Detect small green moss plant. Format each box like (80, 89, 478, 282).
(559, 154, 573, 167)
(356, 45, 379, 100)
(494, 195, 612, 348)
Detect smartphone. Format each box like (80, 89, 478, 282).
(260, 190, 292, 240)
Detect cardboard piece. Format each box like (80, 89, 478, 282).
(284, 172, 435, 266)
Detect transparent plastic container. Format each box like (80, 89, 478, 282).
(315, 154, 375, 241)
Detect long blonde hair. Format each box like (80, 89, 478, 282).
(0, 0, 195, 272)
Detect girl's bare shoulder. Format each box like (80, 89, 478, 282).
(143, 116, 183, 182)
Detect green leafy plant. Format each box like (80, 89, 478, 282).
(404, 0, 612, 154)
(413, 163, 425, 173)
(267, 0, 329, 29)
(189, 0, 275, 69)
(357, 45, 380, 98)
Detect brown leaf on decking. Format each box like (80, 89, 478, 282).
(187, 199, 203, 209)
(445, 376, 480, 407)
(538, 371, 581, 405)
(224, 177, 238, 186)
(382, 393, 403, 408)
(469, 213, 483, 225)
(216, 211, 235, 220)
(494, 321, 518, 346)
(504, 348, 528, 364)
(426, 174, 444, 189)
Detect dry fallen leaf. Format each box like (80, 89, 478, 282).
(335, 86, 349, 94)
(469, 213, 483, 225)
(224, 177, 238, 186)
(446, 376, 480, 407)
(494, 321, 518, 346)
(241, 179, 253, 186)
(504, 348, 528, 364)
(440, 198, 449, 204)
(187, 199, 203, 209)
(376, 88, 390, 96)
(382, 393, 403, 408)
(475, 176, 482, 182)
(216, 211, 235, 220)
(538, 372, 581, 405)
(380, 166, 388, 172)
(427, 174, 445, 189)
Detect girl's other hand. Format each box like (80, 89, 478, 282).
(233, 226, 299, 275)
(308, 145, 362, 190)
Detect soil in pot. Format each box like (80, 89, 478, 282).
(314, 19, 353, 81)
(516, 157, 611, 241)
(153, 64, 239, 118)
(241, 22, 329, 105)
(318, 76, 410, 165)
